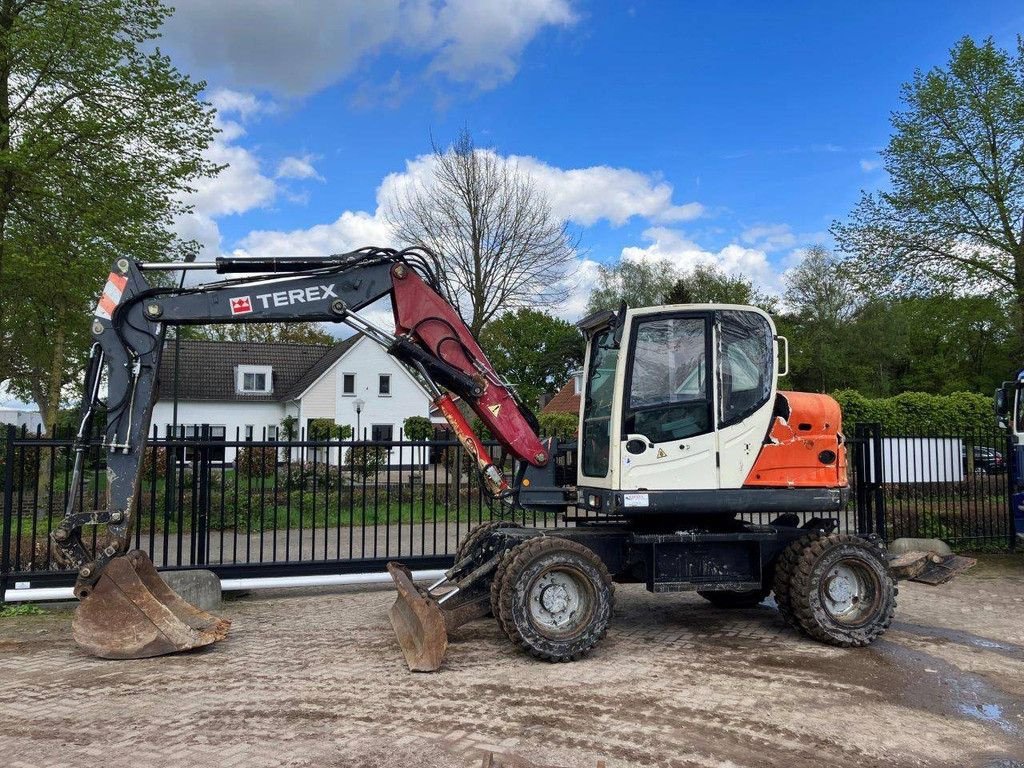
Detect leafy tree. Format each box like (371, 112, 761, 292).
(385, 129, 578, 335)
(186, 323, 335, 345)
(585, 258, 677, 314)
(833, 36, 1024, 355)
(402, 415, 433, 440)
(307, 418, 352, 440)
(666, 263, 778, 312)
(479, 308, 584, 409)
(782, 246, 858, 393)
(0, 0, 219, 429)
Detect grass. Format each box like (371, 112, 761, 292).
(0, 604, 45, 617)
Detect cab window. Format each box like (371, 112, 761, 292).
(581, 327, 619, 477)
(718, 311, 773, 427)
(624, 315, 710, 444)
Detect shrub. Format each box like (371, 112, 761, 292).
(538, 411, 577, 437)
(831, 389, 996, 435)
(403, 415, 433, 440)
(275, 461, 343, 490)
(345, 445, 390, 478)
(307, 418, 352, 440)
(235, 445, 277, 476)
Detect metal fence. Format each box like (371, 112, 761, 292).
(1, 420, 1016, 601)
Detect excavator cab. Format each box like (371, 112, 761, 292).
(573, 304, 844, 517)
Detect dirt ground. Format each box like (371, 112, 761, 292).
(1, 555, 1023, 768)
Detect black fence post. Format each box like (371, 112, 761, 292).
(196, 424, 210, 566)
(1007, 431, 1017, 551)
(1, 424, 16, 609)
(870, 423, 886, 539)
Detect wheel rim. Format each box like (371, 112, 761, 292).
(527, 565, 595, 638)
(819, 558, 882, 626)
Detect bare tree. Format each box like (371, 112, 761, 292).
(384, 130, 578, 335)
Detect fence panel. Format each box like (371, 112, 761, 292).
(2, 420, 1015, 601)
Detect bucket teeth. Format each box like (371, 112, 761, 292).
(387, 562, 448, 672)
(72, 550, 229, 660)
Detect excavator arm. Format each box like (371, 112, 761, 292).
(56, 247, 551, 659)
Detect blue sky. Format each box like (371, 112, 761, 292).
(153, 0, 1024, 316)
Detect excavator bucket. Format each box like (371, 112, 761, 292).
(386, 561, 448, 672)
(72, 550, 230, 659)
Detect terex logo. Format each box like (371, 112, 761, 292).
(229, 296, 253, 315)
(254, 284, 337, 309)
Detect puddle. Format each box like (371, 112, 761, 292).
(874, 639, 1024, 738)
(893, 621, 1024, 659)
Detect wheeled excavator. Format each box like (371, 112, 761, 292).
(57, 246, 897, 668)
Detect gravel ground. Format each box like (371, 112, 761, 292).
(1, 554, 1022, 768)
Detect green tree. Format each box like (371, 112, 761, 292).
(833, 36, 1024, 357)
(0, 0, 219, 429)
(186, 323, 335, 345)
(782, 246, 858, 393)
(585, 258, 677, 314)
(479, 308, 583, 409)
(665, 263, 778, 312)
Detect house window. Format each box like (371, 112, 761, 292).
(236, 365, 273, 394)
(342, 373, 355, 395)
(166, 424, 227, 463)
(371, 424, 393, 442)
(267, 425, 279, 440)
(378, 374, 391, 396)
(244, 425, 254, 441)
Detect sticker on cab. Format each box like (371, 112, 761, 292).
(623, 493, 649, 507)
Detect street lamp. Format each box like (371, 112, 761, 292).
(353, 398, 365, 438)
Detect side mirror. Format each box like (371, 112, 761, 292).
(994, 387, 1011, 430)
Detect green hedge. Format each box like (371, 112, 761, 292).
(831, 389, 997, 434)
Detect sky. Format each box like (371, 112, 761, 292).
(153, 1, 1023, 321)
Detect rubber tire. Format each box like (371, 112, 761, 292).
(788, 533, 897, 647)
(772, 532, 825, 628)
(454, 520, 521, 564)
(697, 588, 770, 608)
(496, 537, 614, 662)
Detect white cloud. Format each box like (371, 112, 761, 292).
(740, 223, 797, 253)
(162, 0, 577, 97)
(859, 158, 882, 172)
(175, 92, 278, 256)
(621, 227, 782, 294)
(232, 211, 393, 259)
(379, 151, 703, 228)
(276, 154, 325, 182)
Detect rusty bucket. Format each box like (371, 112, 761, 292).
(72, 550, 230, 659)
(386, 561, 448, 672)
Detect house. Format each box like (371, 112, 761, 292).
(541, 371, 583, 416)
(0, 405, 43, 432)
(151, 336, 434, 463)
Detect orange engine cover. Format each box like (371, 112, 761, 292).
(744, 391, 847, 488)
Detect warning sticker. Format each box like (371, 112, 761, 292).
(623, 493, 649, 508)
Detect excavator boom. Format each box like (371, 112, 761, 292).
(57, 247, 548, 660)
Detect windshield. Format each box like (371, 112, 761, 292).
(581, 327, 619, 477)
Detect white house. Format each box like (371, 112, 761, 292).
(151, 336, 434, 463)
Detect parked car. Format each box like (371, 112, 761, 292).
(961, 445, 1006, 474)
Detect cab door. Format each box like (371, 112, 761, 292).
(619, 311, 719, 491)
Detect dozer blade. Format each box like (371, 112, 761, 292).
(72, 550, 230, 659)
(387, 561, 448, 672)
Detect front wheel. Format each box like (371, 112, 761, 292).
(788, 533, 896, 647)
(495, 537, 614, 662)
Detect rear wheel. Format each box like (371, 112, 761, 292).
(788, 533, 896, 647)
(697, 588, 770, 608)
(496, 537, 614, 662)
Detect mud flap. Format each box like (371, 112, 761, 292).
(72, 550, 230, 659)
(386, 561, 449, 672)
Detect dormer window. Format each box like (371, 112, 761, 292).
(236, 364, 273, 394)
